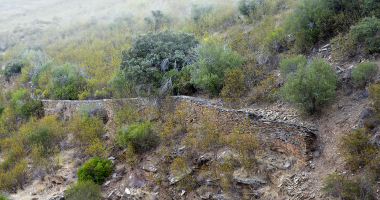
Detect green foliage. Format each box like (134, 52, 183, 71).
(10, 88, 43, 119)
(331, 33, 356, 62)
(238, 0, 256, 17)
(190, 4, 213, 22)
(339, 128, 378, 170)
(284, 0, 361, 52)
(0, 194, 8, 200)
(3, 60, 23, 81)
(369, 83, 380, 120)
(350, 16, 380, 54)
(279, 58, 337, 114)
(162, 67, 196, 95)
(116, 121, 158, 153)
(322, 173, 375, 200)
(64, 181, 102, 200)
(0, 107, 4, 116)
(361, 0, 380, 18)
(279, 54, 308, 78)
(49, 63, 86, 100)
(77, 157, 113, 185)
(189, 40, 245, 96)
(70, 115, 106, 156)
(31, 60, 54, 89)
(144, 10, 172, 32)
(350, 16, 380, 41)
(220, 67, 245, 108)
(119, 30, 198, 89)
(352, 62, 378, 87)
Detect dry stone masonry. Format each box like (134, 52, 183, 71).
(41, 96, 317, 161)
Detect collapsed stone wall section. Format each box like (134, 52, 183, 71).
(41, 96, 317, 161)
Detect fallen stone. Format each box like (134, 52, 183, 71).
(233, 168, 266, 188)
(48, 194, 64, 200)
(169, 168, 192, 184)
(142, 164, 157, 173)
(104, 180, 111, 186)
(196, 152, 213, 165)
(201, 192, 212, 199)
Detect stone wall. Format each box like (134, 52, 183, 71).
(41, 96, 317, 161)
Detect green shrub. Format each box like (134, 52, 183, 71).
(238, 0, 256, 17)
(190, 3, 213, 22)
(0, 107, 5, 116)
(116, 121, 158, 153)
(220, 67, 245, 108)
(284, 0, 360, 52)
(339, 128, 378, 170)
(31, 60, 54, 89)
(49, 63, 86, 100)
(350, 16, 380, 54)
(10, 88, 43, 119)
(119, 30, 199, 89)
(3, 60, 23, 81)
(361, 0, 380, 18)
(352, 62, 378, 86)
(64, 181, 101, 200)
(279, 58, 337, 114)
(77, 157, 113, 185)
(77, 104, 107, 122)
(0, 194, 8, 200)
(279, 54, 308, 78)
(322, 173, 375, 200)
(190, 40, 245, 96)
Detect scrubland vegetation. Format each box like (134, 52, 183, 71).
(1, 0, 380, 198)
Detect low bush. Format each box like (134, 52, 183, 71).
(220, 67, 245, 108)
(238, 0, 256, 17)
(250, 74, 278, 103)
(77, 157, 113, 185)
(0, 107, 4, 116)
(64, 181, 102, 200)
(70, 115, 106, 156)
(322, 172, 375, 200)
(77, 104, 108, 122)
(331, 33, 356, 62)
(10, 88, 43, 119)
(339, 128, 378, 170)
(190, 40, 245, 96)
(49, 63, 86, 100)
(116, 121, 158, 153)
(190, 3, 213, 22)
(350, 16, 380, 54)
(369, 83, 380, 119)
(279, 58, 337, 114)
(352, 62, 378, 87)
(0, 194, 8, 200)
(3, 60, 23, 81)
(279, 54, 308, 78)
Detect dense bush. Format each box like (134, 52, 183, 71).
(350, 16, 380, 54)
(70, 115, 105, 156)
(352, 62, 378, 87)
(279, 54, 308, 78)
(77, 104, 108, 123)
(77, 157, 113, 185)
(369, 83, 380, 120)
(220, 67, 245, 108)
(119, 30, 199, 89)
(322, 173, 375, 200)
(10, 88, 43, 119)
(279, 58, 337, 114)
(0, 106, 4, 116)
(0, 194, 8, 200)
(3, 60, 23, 81)
(49, 63, 86, 100)
(189, 40, 245, 95)
(284, 0, 361, 52)
(238, 0, 256, 17)
(190, 3, 213, 22)
(64, 181, 102, 200)
(116, 121, 158, 153)
(331, 33, 356, 62)
(339, 128, 377, 170)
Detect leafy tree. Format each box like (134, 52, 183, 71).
(10, 88, 43, 119)
(352, 62, 378, 87)
(77, 157, 113, 185)
(238, 0, 256, 17)
(64, 181, 101, 200)
(144, 10, 171, 32)
(279, 58, 337, 114)
(3, 60, 23, 81)
(189, 40, 245, 96)
(116, 121, 158, 153)
(350, 16, 380, 54)
(279, 54, 308, 78)
(190, 3, 213, 22)
(49, 63, 86, 100)
(119, 30, 199, 91)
